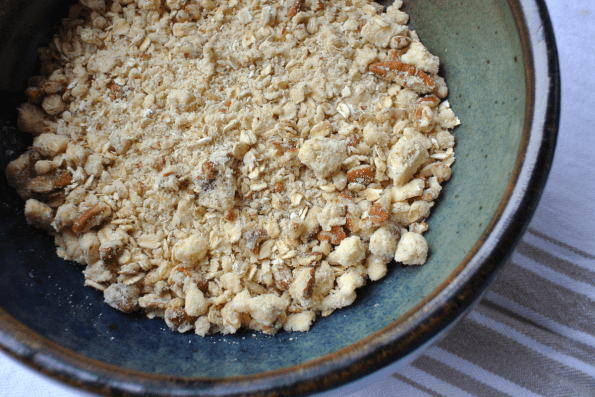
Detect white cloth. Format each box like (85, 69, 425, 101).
(1, 0, 593, 396)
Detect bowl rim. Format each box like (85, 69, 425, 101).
(0, 0, 560, 395)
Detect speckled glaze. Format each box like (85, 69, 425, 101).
(0, 0, 559, 395)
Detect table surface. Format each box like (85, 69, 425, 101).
(2, 0, 593, 396)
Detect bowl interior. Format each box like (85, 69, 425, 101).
(0, 0, 526, 380)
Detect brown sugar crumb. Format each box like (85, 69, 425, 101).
(6, 0, 459, 336)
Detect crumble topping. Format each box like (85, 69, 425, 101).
(6, 0, 459, 336)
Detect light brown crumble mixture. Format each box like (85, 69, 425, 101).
(6, 0, 459, 335)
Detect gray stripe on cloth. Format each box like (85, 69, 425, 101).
(394, 363, 477, 397)
(412, 355, 508, 397)
(522, 232, 595, 272)
(491, 262, 595, 336)
(437, 316, 587, 397)
(516, 241, 595, 285)
(423, 347, 544, 397)
(528, 228, 595, 260)
(475, 300, 595, 373)
(390, 373, 445, 397)
(509, 252, 595, 300)
(484, 291, 595, 348)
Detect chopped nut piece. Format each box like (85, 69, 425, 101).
(370, 60, 436, 94)
(243, 229, 268, 254)
(195, 154, 236, 212)
(272, 262, 293, 291)
(224, 210, 237, 221)
(296, 252, 324, 266)
(318, 225, 347, 245)
(287, 0, 302, 18)
(289, 267, 316, 307)
(164, 307, 195, 333)
(346, 165, 375, 185)
(409, 222, 428, 234)
(362, 203, 390, 226)
(28, 170, 72, 194)
(104, 283, 140, 313)
(72, 202, 112, 233)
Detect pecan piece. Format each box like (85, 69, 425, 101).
(363, 203, 390, 226)
(272, 262, 293, 291)
(390, 36, 412, 49)
(318, 225, 346, 245)
(71, 202, 112, 233)
(28, 170, 72, 194)
(296, 252, 323, 266)
(100, 244, 122, 269)
(185, 3, 201, 19)
(169, 265, 208, 294)
(303, 268, 315, 299)
(339, 192, 353, 201)
(345, 212, 356, 232)
(224, 210, 237, 221)
(243, 229, 268, 254)
(346, 165, 375, 185)
(416, 95, 440, 108)
(164, 307, 195, 332)
(152, 156, 166, 171)
(387, 49, 404, 61)
(103, 283, 140, 313)
(272, 141, 296, 154)
(409, 222, 428, 234)
(287, 0, 302, 18)
(369, 60, 435, 94)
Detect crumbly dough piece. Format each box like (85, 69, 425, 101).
(6, 0, 459, 336)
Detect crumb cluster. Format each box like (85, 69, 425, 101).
(7, 0, 458, 335)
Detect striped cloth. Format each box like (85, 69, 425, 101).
(350, 230, 595, 397)
(1, 0, 594, 396)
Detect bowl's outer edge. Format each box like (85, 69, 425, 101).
(0, 0, 560, 395)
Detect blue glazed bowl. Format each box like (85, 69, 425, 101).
(0, 0, 559, 395)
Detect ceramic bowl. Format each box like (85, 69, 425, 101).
(0, 0, 559, 395)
